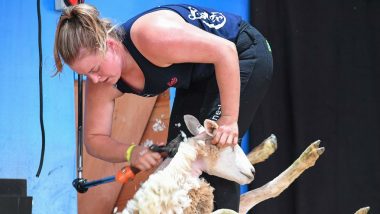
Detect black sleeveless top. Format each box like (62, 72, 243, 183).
(115, 4, 242, 97)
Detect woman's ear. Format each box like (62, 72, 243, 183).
(106, 38, 118, 52)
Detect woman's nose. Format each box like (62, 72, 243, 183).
(98, 76, 107, 83)
(87, 74, 100, 83)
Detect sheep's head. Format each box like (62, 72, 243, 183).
(184, 115, 255, 185)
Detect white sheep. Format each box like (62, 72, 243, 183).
(116, 115, 369, 214)
(121, 116, 255, 214)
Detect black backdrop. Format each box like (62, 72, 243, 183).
(248, 0, 380, 213)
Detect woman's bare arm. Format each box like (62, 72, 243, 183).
(83, 81, 162, 169)
(83, 81, 124, 162)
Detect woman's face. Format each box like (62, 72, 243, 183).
(70, 43, 122, 85)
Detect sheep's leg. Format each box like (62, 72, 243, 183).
(247, 134, 278, 165)
(212, 209, 238, 214)
(354, 207, 370, 214)
(239, 140, 325, 214)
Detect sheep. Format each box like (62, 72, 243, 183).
(116, 114, 369, 214)
(121, 116, 255, 214)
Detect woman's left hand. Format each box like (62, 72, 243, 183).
(212, 115, 239, 147)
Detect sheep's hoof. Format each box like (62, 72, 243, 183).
(299, 140, 325, 167)
(354, 206, 370, 214)
(212, 209, 238, 214)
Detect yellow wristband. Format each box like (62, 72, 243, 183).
(125, 144, 136, 164)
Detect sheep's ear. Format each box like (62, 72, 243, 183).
(184, 115, 205, 136)
(204, 119, 218, 137)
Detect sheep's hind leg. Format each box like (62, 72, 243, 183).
(247, 134, 278, 165)
(239, 140, 325, 214)
(212, 209, 238, 214)
(354, 206, 370, 214)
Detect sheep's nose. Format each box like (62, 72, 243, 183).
(242, 167, 256, 180)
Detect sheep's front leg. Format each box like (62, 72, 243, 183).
(239, 140, 325, 214)
(247, 134, 278, 165)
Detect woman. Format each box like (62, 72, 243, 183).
(54, 3, 273, 211)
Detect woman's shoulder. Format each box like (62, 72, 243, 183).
(132, 9, 185, 32)
(129, 10, 187, 66)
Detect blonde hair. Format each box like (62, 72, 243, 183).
(53, 3, 121, 73)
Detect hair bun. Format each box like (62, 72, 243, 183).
(60, 3, 99, 22)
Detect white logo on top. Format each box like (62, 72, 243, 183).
(188, 6, 226, 30)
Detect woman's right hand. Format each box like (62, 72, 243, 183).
(130, 145, 163, 171)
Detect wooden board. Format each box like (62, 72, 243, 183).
(74, 81, 170, 214)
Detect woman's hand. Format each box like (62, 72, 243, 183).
(130, 145, 163, 171)
(212, 115, 239, 147)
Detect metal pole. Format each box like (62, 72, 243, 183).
(77, 74, 84, 179)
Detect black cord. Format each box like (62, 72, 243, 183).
(36, 0, 45, 177)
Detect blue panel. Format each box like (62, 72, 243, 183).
(0, 0, 76, 213)
(241, 131, 250, 194)
(92, 0, 249, 23)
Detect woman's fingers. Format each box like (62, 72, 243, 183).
(131, 145, 163, 170)
(226, 134, 235, 145)
(212, 131, 222, 145)
(212, 125, 238, 147)
(145, 154, 161, 166)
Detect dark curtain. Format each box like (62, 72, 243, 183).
(248, 0, 380, 213)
